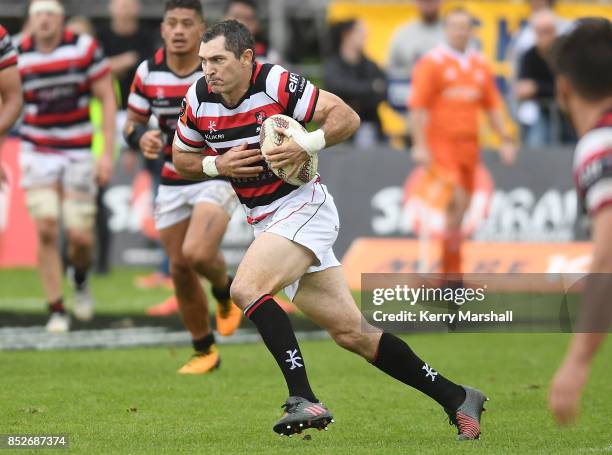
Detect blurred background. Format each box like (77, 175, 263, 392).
(1, 0, 612, 341)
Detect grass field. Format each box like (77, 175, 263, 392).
(1, 269, 612, 454)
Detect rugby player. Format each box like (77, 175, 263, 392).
(124, 0, 241, 373)
(548, 18, 612, 425)
(173, 19, 487, 439)
(0, 23, 23, 185)
(17, 0, 116, 332)
(410, 8, 516, 278)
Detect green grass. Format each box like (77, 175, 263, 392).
(0, 268, 174, 315)
(1, 336, 612, 453)
(1, 269, 612, 453)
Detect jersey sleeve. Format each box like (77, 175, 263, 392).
(481, 63, 501, 110)
(85, 36, 111, 82)
(264, 64, 319, 123)
(127, 60, 151, 116)
(0, 25, 17, 71)
(574, 131, 612, 216)
(175, 83, 207, 153)
(409, 56, 438, 110)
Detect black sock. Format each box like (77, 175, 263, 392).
(192, 333, 215, 354)
(246, 294, 317, 402)
(48, 298, 65, 314)
(73, 267, 89, 291)
(373, 332, 466, 411)
(212, 275, 232, 303)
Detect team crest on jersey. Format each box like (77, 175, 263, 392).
(255, 110, 267, 125)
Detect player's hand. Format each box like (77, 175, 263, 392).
(96, 153, 114, 186)
(499, 139, 516, 166)
(411, 146, 431, 166)
(549, 357, 590, 426)
(216, 143, 264, 178)
(139, 130, 164, 160)
(267, 127, 310, 172)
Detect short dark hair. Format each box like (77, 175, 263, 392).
(224, 0, 257, 14)
(329, 19, 357, 55)
(550, 18, 612, 101)
(164, 0, 204, 19)
(202, 19, 255, 59)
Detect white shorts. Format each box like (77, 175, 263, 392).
(253, 179, 341, 300)
(19, 148, 96, 195)
(154, 179, 239, 230)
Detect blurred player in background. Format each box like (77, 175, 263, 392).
(16, 0, 116, 332)
(410, 8, 515, 278)
(223, 0, 279, 64)
(548, 18, 612, 426)
(125, 0, 241, 373)
(0, 24, 23, 185)
(387, 0, 444, 83)
(174, 19, 487, 440)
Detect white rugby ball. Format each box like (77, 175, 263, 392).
(259, 114, 318, 186)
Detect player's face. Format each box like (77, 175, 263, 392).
(200, 36, 252, 96)
(30, 10, 64, 41)
(224, 3, 258, 35)
(162, 8, 204, 56)
(446, 12, 472, 51)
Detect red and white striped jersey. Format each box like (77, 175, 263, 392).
(573, 111, 612, 216)
(128, 48, 202, 186)
(175, 62, 319, 222)
(0, 25, 17, 71)
(17, 29, 109, 154)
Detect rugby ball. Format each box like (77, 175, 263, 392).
(259, 114, 318, 186)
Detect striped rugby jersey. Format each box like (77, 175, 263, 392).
(128, 48, 202, 186)
(573, 111, 612, 216)
(175, 62, 319, 223)
(17, 29, 109, 154)
(0, 25, 17, 71)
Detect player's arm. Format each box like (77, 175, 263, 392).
(173, 92, 263, 180)
(0, 63, 22, 186)
(409, 108, 430, 166)
(91, 72, 117, 185)
(266, 90, 360, 169)
(0, 64, 22, 140)
(549, 206, 612, 425)
(124, 62, 164, 160)
(486, 109, 516, 166)
(408, 57, 437, 166)
(124, 109, 164, 160)
(483, 64, 516, 166)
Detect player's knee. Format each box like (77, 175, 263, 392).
(229, 277, 260, 310)
(331, 328, 365, 354)
(37, 220, 59, 246)
(169, 259, 191, 281)
(68, 229, 93, 250)
(181, 244, 215, 271)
